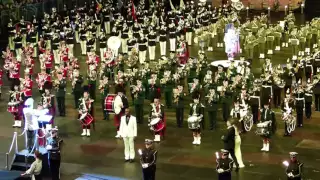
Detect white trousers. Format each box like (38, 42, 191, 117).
(104, 22, 110, 34)
(75, 31, 79, 43)
(67, 44, 74, 58)
(31, 43, 37, 57)
(121, 39, 128, 54)
(9, 36, 14, 50)
(139, 50, 147, 64)
(53, 49, 60, 65)
(169, 38, 176, 52)
(186, 32, 192, 45)
(100, 48, 107, 62)
(96, 25, 101, 36)
(15, 48, 22, 62)
(80, 41, 87, 55)
(148, 46, 156, 60)
(45, 40, 51, 49)
(160, 41, 166, 56)
(123, 137, 135, 160)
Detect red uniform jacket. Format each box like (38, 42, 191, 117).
(36, 73, 51, 90)
(44, 54, 53, 69)
(9, 62, 20, 79)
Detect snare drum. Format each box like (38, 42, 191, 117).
(79, 113, 94, 126)
(150, 118, 165, 132)
(7, 102, 19, 113)
(104, 94, 123, 114)
(187, 116, 200, 130)
(256, 126, 269, 136)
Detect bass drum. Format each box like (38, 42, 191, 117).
(149, 118, 165, 132)
(104, 94, 123, 114)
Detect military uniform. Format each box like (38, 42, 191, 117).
(216, 150, 233, 180)
(244, 32, 256, 60)
(55, 77, 66, 116)
(46, 130, 62, 180)
(305, 83, 313, 119)
(206, 90, 219, 130)
(260, 105, 276, 152)
(285, 152, 303, 180)
(140, 140, 158, 180)
(174, 88, 185, 127)
(133, 83, 145, 124)
(294, 87, 304, 127)
(73, 75, 84, 108)
(99, 78, 110, 120)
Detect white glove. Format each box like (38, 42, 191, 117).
(288, 173, 293, 177)
(217, 168, 224, 173)
(142, 163, 149, 168)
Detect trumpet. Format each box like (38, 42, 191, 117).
(53, 79, 60, 90)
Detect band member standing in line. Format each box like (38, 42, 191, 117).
(304, 79, 313, 119)
(72, 69, 83, 109)
(293, 82, 304, 127)
(216, 149, 234, 180)
(119, 108, 137, 163)
(55, 72, 66, 116)
(78, 86, 94, 137)
(140, 139, 158, 180)
(114, 89, 129, 138)
(9, 81, 23, 128)
(285, 152, 303, 180)
(99, 75, 110, 120)
(206, 88, 219, 130)
(260, 103, 276, 152)
(188, 96, 204, 145)
(133, 79, 145, 124)
(174, 85, 185, 128)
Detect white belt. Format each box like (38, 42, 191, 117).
(305, 93, 312, 96)
(295, 98, 304, 100)
(262, 85, 272, 88)
(250, 96, 260, 98)
(160, 35, 166, 37)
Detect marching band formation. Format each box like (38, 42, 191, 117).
(3, 0, 317, 179)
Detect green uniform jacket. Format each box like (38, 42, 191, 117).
(56, 79, 66, 97)
(206, 94, 220, 112)
(134, 86, 145, 105)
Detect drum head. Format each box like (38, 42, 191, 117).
(150, 118, 161, 125)
(113, 95, 123, 114)
(188, 116, 198, 123)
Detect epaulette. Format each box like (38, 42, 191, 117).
(161, 104, 164, 106)
(190, 103, 193, 107)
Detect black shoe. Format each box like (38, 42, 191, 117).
(129, 159, 134, 163)
(283, 133, 291, 137)
(125, 159, 129, 162)
(235, 167, 239, 172)
(103, 117, 107, 120)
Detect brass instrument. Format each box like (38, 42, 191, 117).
(53, 79, 60, 90)
(173, 88, 179, 103)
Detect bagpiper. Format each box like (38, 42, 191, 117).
(8, 81, 23, 128)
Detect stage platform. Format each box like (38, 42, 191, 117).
(0, 170, 23, 180)
(75, 174, 128, 180)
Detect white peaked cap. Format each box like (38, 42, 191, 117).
(24, 98, 34, 108)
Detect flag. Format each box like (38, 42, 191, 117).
(131, 0, 137, 21)
(169, 0, 176, 11)
(180, 0, 185, 9)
